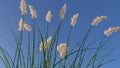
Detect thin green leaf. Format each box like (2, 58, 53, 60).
(0, 47, 10, 68)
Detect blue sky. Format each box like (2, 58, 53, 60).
(0, 0, 120, 68)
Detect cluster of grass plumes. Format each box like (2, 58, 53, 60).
(0, 0, 120, 68)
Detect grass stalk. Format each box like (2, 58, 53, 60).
(85, 36, 106, 68)
(53, 20, 62, 68)
(0, 47, 10, 68)
(27, 32, 31, 68)
(72, 26, 93, 68)
(16, 15, 25, 68)
(36, 23, 47, 68)
(31, 19, 36, 68)
(63, 25, 72, 68)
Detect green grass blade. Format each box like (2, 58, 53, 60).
(0, 47, 11, 68)
(36, 22, 47, 68)
(7, 21, 20, 68)
(98, 57, 120, 68)
(31, 19, 36, 68)
(72, 26, 93, 68)
(85, 36, 106, 68)
(95, 49, 113, 68)
(52, 20, 62, 68)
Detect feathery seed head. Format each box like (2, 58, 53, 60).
(46, 10, 52, 23)
(29, 5, 37, 19)
(20, 0, 27, 15)
(104, 26, 120, 36)
(57, 43, 68, 58)
(59, 4, 67, 20)
(91, 16, 107, 26)
(24, 24, 31, 32)
(39, 36, 52, 51)
(70, 13, 79, 27)
(18, 18, 24, 31)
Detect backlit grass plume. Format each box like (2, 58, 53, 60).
(104, 26, 120, 36)
(24, 23, 31, 32)
(18, 18, 24, 31)
(57, 43, 68, 58)
(0, 1, 120, 68)
(60, 4, 67, 20)
(29, 5, 37, 19)
(20, 0, 27, 15)
(46, 10, 52, 23)
(39, 36, 52, 51)
(91, 16, 107, 26)
(70, 13, 79, 27)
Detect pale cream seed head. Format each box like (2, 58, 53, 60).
(46, 36, 52, 47)
(57, 43, 68, 58)
(29, 5, 37, 19)
(59, 4, 67, 20)
(18, 18, 24, 31)
(39, 36, 52, 51)
(24, 24, 31, 32)
(39, 42, 47, 51)
(20, 0, 27, 15)
(104, 26, 120, 36)
(46, 10, 52, 23)
(70, 13, 79, 27)
(60, 51, 67, 58)
(91, 16, 107, 26)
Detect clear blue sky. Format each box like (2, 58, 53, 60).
(0, 0, 120, 68)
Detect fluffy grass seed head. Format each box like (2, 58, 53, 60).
(59, 4, 67, 20)
(57, 43, 68, 58)
(91, 16, 107, 26)
(18, 18, 24, 31)
(46, 10, 52, 23)
(39, 36, 52, 51)
(70, 13, 79, 27)
(29, 5, 37, 19)
(20, 0, 27, 15)
(104, 26, 120, 36)
(39, 42, 47, 51)
(24, 24, 31, 32)
(46, 36, 52, 47)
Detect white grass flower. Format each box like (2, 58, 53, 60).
(59, 4, 67, 20)
(39, 36, 52, 51)
(18, 18, 24, 31)
(20, 0, 27, 15)
(104, 26, 120, 36)
(39, 42, 47, 51)
(24, 24, 31, 32)
(70, 13, 79, 27)
(29, 5, 37, 19)
(60, 52, 67, 59)
(46, 10, 52, 23)
(57, 43, 68, 58)
(46, 36, 52, 47)
(91, 16, 107, 26)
